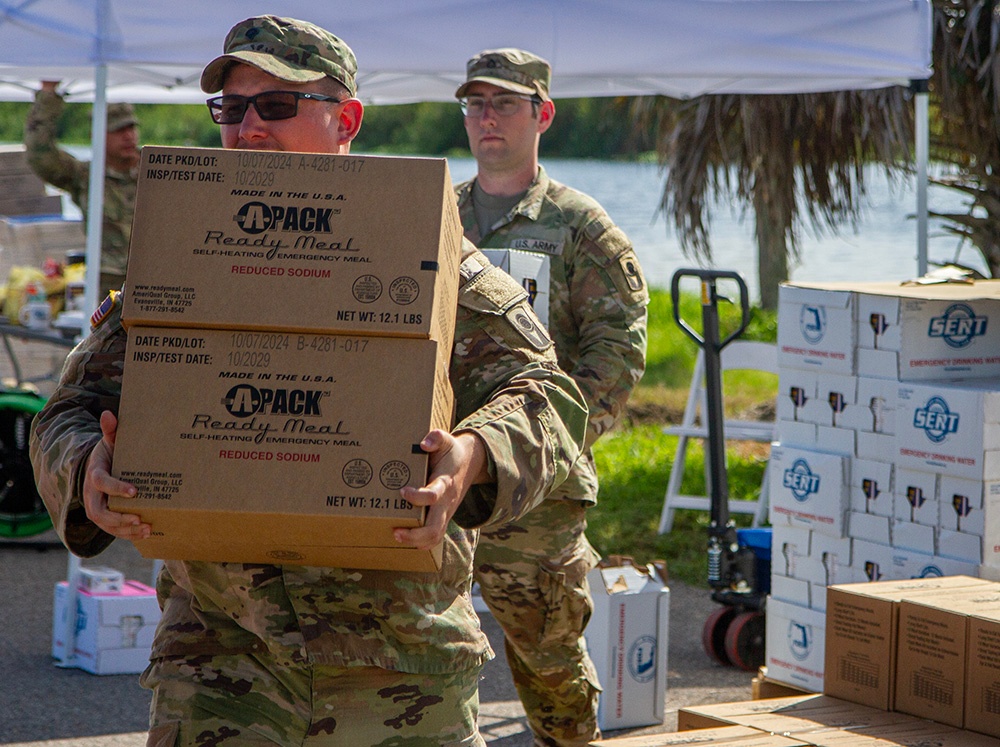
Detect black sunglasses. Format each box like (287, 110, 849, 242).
(206, 90, 344, 125)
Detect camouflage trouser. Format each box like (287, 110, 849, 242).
(140, 653, 485, 746)
(474, 498, 603, 747)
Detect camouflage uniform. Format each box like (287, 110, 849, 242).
(30, 242, 587, 746)
(24, 90, 137, 291)
(456, 163, 648, 746)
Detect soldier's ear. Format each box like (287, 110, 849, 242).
(537, 100, 555, 134)
(337, 99, 364, 144)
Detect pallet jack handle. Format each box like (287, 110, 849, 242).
(670, 269, 752, 589)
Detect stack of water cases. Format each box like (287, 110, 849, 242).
(765, 279, 1000, 692)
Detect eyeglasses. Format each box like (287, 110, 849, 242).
(459, 94, 538, 118)
(206, 91, 344, 125)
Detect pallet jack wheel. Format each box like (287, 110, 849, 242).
(0, 390, 49, 538)
(702, 605, 737, 666)
(723, 610, 766, 672)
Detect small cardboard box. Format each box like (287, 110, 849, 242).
(123, 146, 462, 345)
(895, 586, 1000, 727)
(965, 607, 1000, 738)
(777, 284, 855, 375)
(592, 726, 808, 746)
(823, 577, 997, 711)
(896, 380, 1000, 481)
(52, 580, 160, 675)
(768, 445, 849, 537)
(764, 597, 826, 693)
(585, 559, 670, 731)
(480, 248, 549, 328)
(77, 566, 125, 594)
(111, 327, 453, 571)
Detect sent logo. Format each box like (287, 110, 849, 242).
(927, 302, 988, 348)
(782, 459, 820, 501)
(912, 396, 959, 443)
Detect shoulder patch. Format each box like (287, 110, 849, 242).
(91, 290, 120, 330)
(504, 302, 552, 351)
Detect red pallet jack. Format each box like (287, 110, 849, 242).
(670, 268, 768, 671)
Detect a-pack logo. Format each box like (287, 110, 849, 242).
(627, 635, 657, 683)
(783, 458, 820, 501)
(799, 304, 826, 344)
(912, 395, 959, 443)
(787, 620, 813, 661)
(235, 201, 332, 234)
(928, 302, 988, 348)
(222, 385, 325, 418)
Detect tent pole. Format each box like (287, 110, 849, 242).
(913, 79, 929, 276)
(83, 65, 108, 322)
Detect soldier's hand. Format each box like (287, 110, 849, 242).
(395, 429, 488, 550)
(82, 410, 150, 541)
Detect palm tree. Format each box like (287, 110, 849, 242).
(631, 90, 914, 309)
(928, 0, 1000, 275)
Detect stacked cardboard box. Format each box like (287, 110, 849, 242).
(52, 578, 161, 675)
(766, 280, 1000, 690)
(109, 146, 463, 571)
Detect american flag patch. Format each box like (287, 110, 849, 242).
(90, 290, 120, 329)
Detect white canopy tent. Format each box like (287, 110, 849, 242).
(0, 0, 933, 315)
(0, 0, 932, 668)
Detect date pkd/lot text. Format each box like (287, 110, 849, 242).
(122, 145, 463, 349)
(110, 327, 454, 572)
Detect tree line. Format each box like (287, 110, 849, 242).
(0, 97, 643, 159)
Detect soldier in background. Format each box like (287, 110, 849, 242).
(25, 81, 139, 292)
(455, 48, 649, 746)
(29, 16, 587, 747)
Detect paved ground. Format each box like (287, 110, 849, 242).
(0, 338, 755, 746)
(0, 531, 755, 746)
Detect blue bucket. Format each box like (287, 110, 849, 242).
(737, 527, 772, 594)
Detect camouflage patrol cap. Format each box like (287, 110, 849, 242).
(200, 15, 357, 96)
(455, 48, 551, 100)
(106, 103, 137, 132)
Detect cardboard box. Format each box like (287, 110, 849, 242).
(52, 580, 160, 675)
(676, 694, 833, 731)
(110, 327, 453, 571)
(764, 597, 826, 692)
(777, 284, 855, 375)
(768, 445, 849, 537)
(122, 146, 462, 346)
(823, 576, 996, 711)
(895, 586, 1000, 727)
(480, 248, 549, 328)
(896, 380, 1000, 481)
(585, 560, 670, 731)
(592, 726, 808, 746)
(77, 566, 124, 594)
(893, 467, 940, 526)
(965, 607, 1000, 737)
(850, 457, 893, 517)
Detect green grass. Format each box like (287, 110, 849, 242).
(588, 288, 777, 587)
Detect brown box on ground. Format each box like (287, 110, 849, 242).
(895, 586, 1000, 728)
(110, 327, 454, 571)
(122, 146, 462, 347)
(965, 608, 1000, 738)
(823, 576, 998, 710)
(591, 725, 807, 746)
(753, 667, 813, 700)
(676, 694, 837, 730)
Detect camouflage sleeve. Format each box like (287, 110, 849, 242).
(569, 217, 649, 449)
(449, 253, 588, 529)
(29, 308, 125, 557)
(24, 89, 89, 198)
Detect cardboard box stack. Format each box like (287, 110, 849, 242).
(767, 280, 1000, 692)
(109, 146, 463, 572)
(51, 569, 161, 675)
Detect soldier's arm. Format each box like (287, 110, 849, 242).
(445, 254, 589, 529)
(28, 309, 131, 556)
(567, 217, 649, 449)
(24, 84, 89, 195)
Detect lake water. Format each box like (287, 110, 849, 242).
(62, 148, 979, 301)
